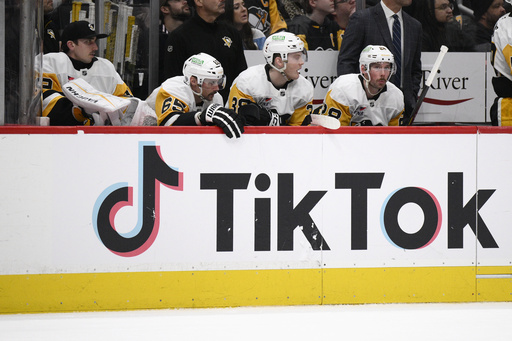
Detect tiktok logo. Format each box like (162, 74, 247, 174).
(93, 142, 183, 257)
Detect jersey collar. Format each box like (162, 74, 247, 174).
(68, 56, 97, 71)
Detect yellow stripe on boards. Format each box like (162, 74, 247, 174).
(477, 266, 512, 301)
(0, 269, 322, 314)
(323, 266, 477, 304)
(1, 266, 511, 314)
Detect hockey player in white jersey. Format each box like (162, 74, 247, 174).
(40, 21, 134, 126)
(146, 53, 245, 138)
(228, 32, 314, 126)
(490, 7, 512, 126)
(319, 45, 404, 126)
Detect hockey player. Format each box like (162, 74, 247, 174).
(490, 7, 512, 126)
(146, 53, 245, 139)
(228, 32, 314, 126)
(318, 45, 404, 126)
(40, 20, 134, 125)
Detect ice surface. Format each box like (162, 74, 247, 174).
(1, 302, 511, 340)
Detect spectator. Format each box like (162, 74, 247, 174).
(331, 0, 356, 34)
(228, 32, 314, 126)
(470, 0, 506, 51)
(43, 0, 61, 54)
(279, 0, 306, 23)
(490, 10, 512, 125)
(320, 45, 403, 126)
(287, 0, 343, 50)
(337, 0, 422, 125)
(220, 0, 266, 49)
(411, 0, 475, 52)
(158, 0, 191, 83)
(147, 53, 244, 137)
(39, 21, 133, 126)
(160, 0, 192, 33)
(5, 0, 21, 123)
(163, 0, 247, 102)
(245, 0, 288, 36)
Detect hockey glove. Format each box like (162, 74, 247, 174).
(62, 78, 131, 126)
(354, 120, 383, 126)
(301, 114, 312, 126)
(199, 104, 245, 138)
(238, 102, 283, 126)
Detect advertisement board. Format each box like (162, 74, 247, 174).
(0, 130, 486, 275)
(1, 127, 511, 312)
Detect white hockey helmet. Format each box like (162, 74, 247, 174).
(263, 32, 307, 66)
(359, 45, 396, 81)
(182, 53, 226, 90)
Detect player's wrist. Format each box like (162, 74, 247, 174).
(194, 112, 203, 126)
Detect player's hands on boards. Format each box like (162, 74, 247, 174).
(199, 104, 245, 139)
(238, 102, 285, 126)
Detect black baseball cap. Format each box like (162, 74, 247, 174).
(471, 0, 494, 21)
(61, 21, 108, 43)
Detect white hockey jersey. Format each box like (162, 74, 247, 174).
(228, 64, 314, 126)
(321, 73, 404, 126)
(146, 76, 224, 126)
(39, 52, 132, 125)
(492, 13, 512, 82)
(490, 13, 512, 126)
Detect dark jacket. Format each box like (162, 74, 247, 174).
(163, 13, 247, 101)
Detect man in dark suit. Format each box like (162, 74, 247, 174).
(337, 0, 422, 124)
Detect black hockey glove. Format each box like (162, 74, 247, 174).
(354, 120, 374, 126)
(301, 114, 312, 126)
(199, 104, 245, 138)
(354, 120, 383, 126)
(238, 102, 284, 126)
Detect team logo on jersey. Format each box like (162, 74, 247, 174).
(68, 76, 75, 81)
(47, 29, 56, 40)
(222, 36, 233, 48)
(248, 7, 270, 34)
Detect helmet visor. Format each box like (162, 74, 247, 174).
(287, 49, 308, 63)
(302, 48, 308, 63)
(202, 75, 226, 90)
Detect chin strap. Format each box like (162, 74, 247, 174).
(362, 72, 384, 97)
(192, 84, 208, 102)
(270, 62, 290, 82)
(364, 79, 384, 97)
